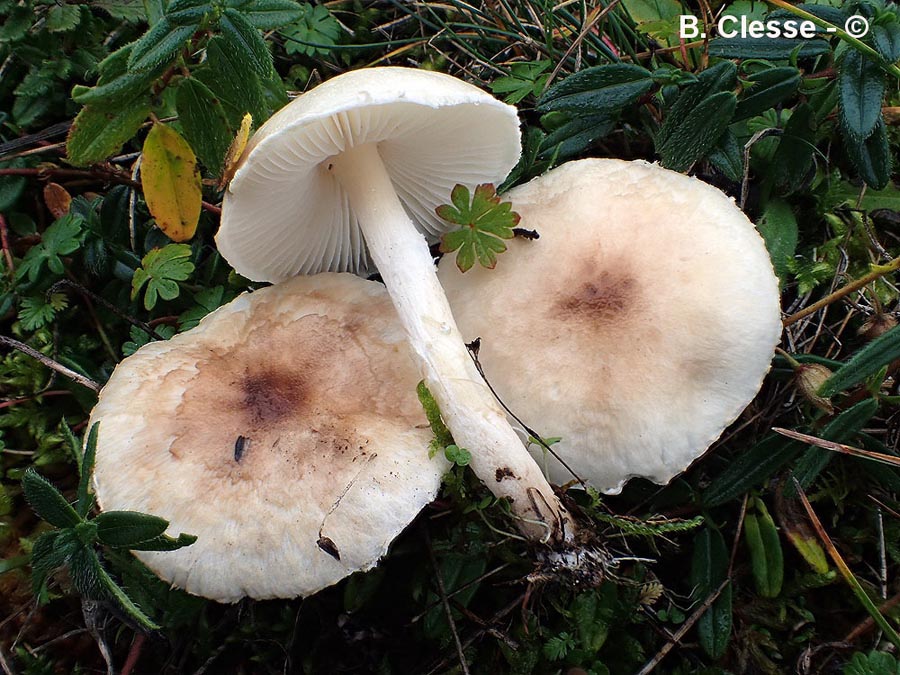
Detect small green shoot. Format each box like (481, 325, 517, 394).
(444, 444, 471, 467)
(22, 423, 196, 630)
(437, 183, 520, 273)
(416, 381, 453, 457)
(131, 243, 196, 310)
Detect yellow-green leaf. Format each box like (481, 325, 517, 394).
(141, 123, 202, 242)
(218, 112, 252, 190)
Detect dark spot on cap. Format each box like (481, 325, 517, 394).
(242, 369, 306, 424)
(495, 467, 516, 481)
(234, 435, 248, 462)
(557, 269, 637, 323)
(317, 536, 341, 560)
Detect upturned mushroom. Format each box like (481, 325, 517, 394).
(217, 67, 572, 542)
(438, 159, 782, 492)
(89, 274, 448, 602)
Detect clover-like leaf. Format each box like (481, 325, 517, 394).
(131, 243, 195, 310)
(437, 184, 520, 273)
(16, 214, 83, 283)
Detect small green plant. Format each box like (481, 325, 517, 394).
(131, 243, 196, 310)
(437, 183, 520, 273)
(23, 424, 196, 630)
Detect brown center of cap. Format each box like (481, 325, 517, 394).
(553, 259, 641, 330)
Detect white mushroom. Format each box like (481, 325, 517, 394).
(438, 159, 782, 492)
(217, 67, 572, 542)
(89, 274, 449, 602)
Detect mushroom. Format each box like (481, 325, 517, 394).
(438, 158, 782, 492)
(89, 273, 449, 601)
(217, 67, 572, 542)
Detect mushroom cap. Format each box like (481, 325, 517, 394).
(89, 274, 446, 602)
(438, 159, 782, 493)
(217, 67, 522, 281)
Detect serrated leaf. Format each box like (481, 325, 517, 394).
(874, 22, 900, 62)
(437, 184, 519, 272)
(91, 0, 147, 21)
(707, 130, 743, 182)
(756, 198, 798, 286)
(708, 36, 830, 60)
(240, 0, 304, 29)
(820, 326, 900, 397)
(22, 469, 82, 529)
(131, 243, 195, 310)
(73, 44, 159, 107)
(47, 4, 82, 32)
(691, 528, 732, 659)
(219, 8, 273, 77)
(195, 37, 268, 127)
(843, 116, 892, 190)
(165, 0, 212, 24)
(77, 423, 99, 517)
(280, 3, 341, 56)
(538, 112, 616, 160)
(839, 50, 886, 142)
(537, 63, 653, 114)
(772, 102, 816, 194)
(657, 91, 736, 172)
(141, 123, 202, 242)
(94, 510, 169, 546)
(66, 97, 150, 167)
(490, 60, 551, 104)
(735, 67, 801, 121)
(15, 213, 83, 283)
(127, 17, 194, 72)
(176, 78, 234, 175)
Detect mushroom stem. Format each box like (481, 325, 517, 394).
(329, 143, 572, 543)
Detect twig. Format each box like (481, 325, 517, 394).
(0, 335, 100, 392)
(49, 279, 164, 341)
(635, 578, 730, 675)
(0, 390, 71, 409)
(0, 643, 16, 675)
(843, 589, 900, 643)
(120, 633, 146, 675)
(784, 255, 900, 327)
(425, 527, 470, 675)
(0, 214, 14, 274)
(773, 428, 900, 468)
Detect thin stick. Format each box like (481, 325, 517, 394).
(0, 335, 100, 392)
(0, 214, 14, 274)
(773, 428, 900, 468)
(0, 390, 71, 409)
(120, 633, 146, 675)
(424, 528, 470, 675)
(635, 579, 730, 675)
(784, 256, 900, 327)
(49, 279, 164, 341)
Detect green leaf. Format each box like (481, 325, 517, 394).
(839, 50, 886, 141)
(127, 532, 197, 551)
(536, 63, 653, 115)
(30, 530, 77, 596)
(538, 112, 616, 160)
(0, 165, 26, 212)
(573, 586, 615, 652)
(657, 91, 736, 172)
(77, 424, 99, 518)
(91, 0, 147, 21)
(744, 498, 783, 598)
(22, 469, 82, 529)
(707, 130, 743, 182)
(0, 6, 32, 43)
(772, 103, 816, 194)
(874, 22, 900, 62)
(820, 326, 900, 397)
(176, 78, 234, 175)
(844, 650, 900, 675)
(280, 3, 341, 56)
(219, 8, 274, 77)
(73, 44, 158, 107)
(127, 17, 194, 72)
(444, 444, 471, 467)
(47, 4, 82, 32)
(491, 60, 552, 105)
(690, 527, 732, 659)
(416, 381, 454, 449)
(239, 0, 305, 29)
(194, 36, 269, 127)
(703, 433, 805, 507)
(15, 214, 83, 283)
(94, 510, 169, 546)
(437, 184, 519, 272)
(735, 67, 801, 121)
(165, 0, 213, 24)
(66, 97, 150, 167)
(18, 294, 68, 331)
(756, 199, 798, 287)
(131, 243, 195, 310)
(709, 36, 830, 60)
(843, 116, 892, 190)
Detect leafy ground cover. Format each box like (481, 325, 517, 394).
(2, 0, 900, 672)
